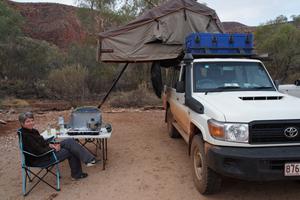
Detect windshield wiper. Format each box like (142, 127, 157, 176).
(204, 86, 241, 94)
(203, 86, 274, 95)
(252, 86, 274, 90)
(217, 86, 241, 89)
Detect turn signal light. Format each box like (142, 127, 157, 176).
(208, 120, 224, 139)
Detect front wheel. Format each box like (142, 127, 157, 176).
(191, 135, 222, 194)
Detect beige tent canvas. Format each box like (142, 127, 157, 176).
(98, 0, 224, 63)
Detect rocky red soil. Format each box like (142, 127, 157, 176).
(6, 0, 88, 48)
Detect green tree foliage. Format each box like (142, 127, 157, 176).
(128, 0, 166, 14)
(0, 1, 65, 98)
(87, 63, 119, 93)
(0, 1, 23, 79)
(1, 37, 64, 98)
(1, 0, 161, 103)
(73, 0, 168, 97)
(76, 0, 116, 10)
(291, 14, 300, 27)
(47, 64, 89, 103)
(75, 0, 165, 12)
(255, 16, 300, 83)
(67, 43, 99, 68)
(265, 15, 288, 25)
(66, 42, 121, 94)
(77, 7, 100, 35)
(0, 1, 23, 42)
(5, 37, 63, 82)
(76, 0, 168, 28)
(118, 63, 151, 91)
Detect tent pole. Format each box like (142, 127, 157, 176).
(98, 63, 129, 109)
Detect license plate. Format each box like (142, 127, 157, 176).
(284, 163, 300, 176)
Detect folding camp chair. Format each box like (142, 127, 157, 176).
(17, 129, 61, 196)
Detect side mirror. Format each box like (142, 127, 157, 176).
(274, 80, 280, 89)
(295, 80, 300, 86)
(176, 81, 185, 93)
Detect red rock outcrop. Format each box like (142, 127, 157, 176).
(222, 21, 256, 33)
(7, 1, 87, 49)
(6, 1, 259, 49)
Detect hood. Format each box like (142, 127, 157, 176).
(194, 91, 300, 122)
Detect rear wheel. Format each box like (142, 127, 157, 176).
(191, 135, 222, 194)
(166, 107, 181, 138)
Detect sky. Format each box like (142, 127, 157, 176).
(12, 0, 300, 26)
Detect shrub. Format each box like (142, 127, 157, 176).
(0, 1, 23, 42)
(255, 16, 300, 83)
(47, 64, 89, 104)
(109, 84, 161, 108)
(1, 97, 29, 108)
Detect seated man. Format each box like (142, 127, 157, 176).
(19, 112, 96, 180)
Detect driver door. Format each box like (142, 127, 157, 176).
(171, 66, 190, 134)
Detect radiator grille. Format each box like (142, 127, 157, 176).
(249, 120, 300, 144)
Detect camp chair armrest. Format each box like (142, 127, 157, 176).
(45, 136, 55, 143)
(23, 149, 55, 158)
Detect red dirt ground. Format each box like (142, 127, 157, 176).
(1, 109, 300, 200)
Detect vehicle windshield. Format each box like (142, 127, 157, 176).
(193, 62, 276, 92)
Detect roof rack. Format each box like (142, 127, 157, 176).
(185, 33, 255, 58)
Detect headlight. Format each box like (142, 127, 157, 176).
(208, 119, 249, 143)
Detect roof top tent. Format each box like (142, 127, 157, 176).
(98, 0, 223, 63)
(96, 0, 224, 106)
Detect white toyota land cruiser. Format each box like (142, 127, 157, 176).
(162, 33, 300, 195)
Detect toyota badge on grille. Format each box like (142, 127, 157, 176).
(284, 127, 299, 138)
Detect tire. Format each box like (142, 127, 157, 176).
(166, 107, 181, 138)
(191, 135, 222, 194)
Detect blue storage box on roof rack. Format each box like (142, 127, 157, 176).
(185, 33, 254, 56)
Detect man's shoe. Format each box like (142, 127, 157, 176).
(72, 172, 88, 181)
(86, 159, 100, 167)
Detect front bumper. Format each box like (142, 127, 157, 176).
(205, 143, 300, 181)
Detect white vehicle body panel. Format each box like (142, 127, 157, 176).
(193, 91, 300, 122)
(279, 84, 300, 98)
